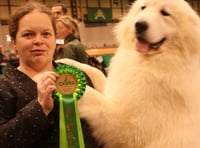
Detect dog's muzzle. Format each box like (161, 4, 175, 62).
(135, 21, 166, 53)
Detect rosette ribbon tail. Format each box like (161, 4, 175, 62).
(59, 94, 84, 148)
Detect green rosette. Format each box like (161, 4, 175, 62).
(52, 64, 86, 148)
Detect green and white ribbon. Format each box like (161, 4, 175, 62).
(52, 64, 86, 148)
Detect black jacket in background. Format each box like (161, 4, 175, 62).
(54, 34, 89, 64)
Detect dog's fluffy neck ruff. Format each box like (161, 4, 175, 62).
(105, 47, 200, 99)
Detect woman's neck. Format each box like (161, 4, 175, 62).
(17, 62, 54, 78)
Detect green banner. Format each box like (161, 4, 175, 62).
(87, 8, 112, 22)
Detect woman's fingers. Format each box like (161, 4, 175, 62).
(33, 71, 59, 116)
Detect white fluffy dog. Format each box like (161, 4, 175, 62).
(58, 0, 200, 147)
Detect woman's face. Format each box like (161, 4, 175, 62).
(12, 11, 56, 67)
(56, 21, 72, 39)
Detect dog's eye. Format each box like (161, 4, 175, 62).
(141, 6, 146, 10)
(161, 9, 170, 16)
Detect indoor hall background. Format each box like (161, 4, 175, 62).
(0, 0, 199, 53)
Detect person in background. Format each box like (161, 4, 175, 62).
(0, 45, 6, 64)
(0, 2, 101, 148)
(51, 3, 67, 19)
(54, 16, 89, 64)
(7, 51, 19, 67)
(0, 45, 7, 74)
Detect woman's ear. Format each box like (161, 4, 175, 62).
(11, 40, 18, 54)
(11, 40, 16, 50)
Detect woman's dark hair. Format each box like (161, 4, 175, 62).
(9, 2, 56, 41)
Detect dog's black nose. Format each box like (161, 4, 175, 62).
(135, 21, 148, 34)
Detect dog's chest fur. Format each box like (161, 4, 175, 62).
(101, 49, 200, 148)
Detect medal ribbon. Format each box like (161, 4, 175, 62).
(52, 64, 86, 148)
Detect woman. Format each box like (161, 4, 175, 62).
(54, 16, 89, 64)
(0, 2, 101, 148)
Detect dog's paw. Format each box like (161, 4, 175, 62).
(78, 85, 105, 118)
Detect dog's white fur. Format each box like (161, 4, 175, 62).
(58, 0, 200, 147)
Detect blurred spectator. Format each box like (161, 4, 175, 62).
(0, 45, 7, 74)
(54, 16, 89, 64)
(7, 51, 19, 67)
(0, 45, 6, 63)
(51, 3, 67, 19)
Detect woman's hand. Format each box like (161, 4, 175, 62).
(33, 72, 58, 116)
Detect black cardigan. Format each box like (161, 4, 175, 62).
(0, 63, 102, 148)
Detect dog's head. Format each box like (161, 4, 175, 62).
(115, 0, 200, 56)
